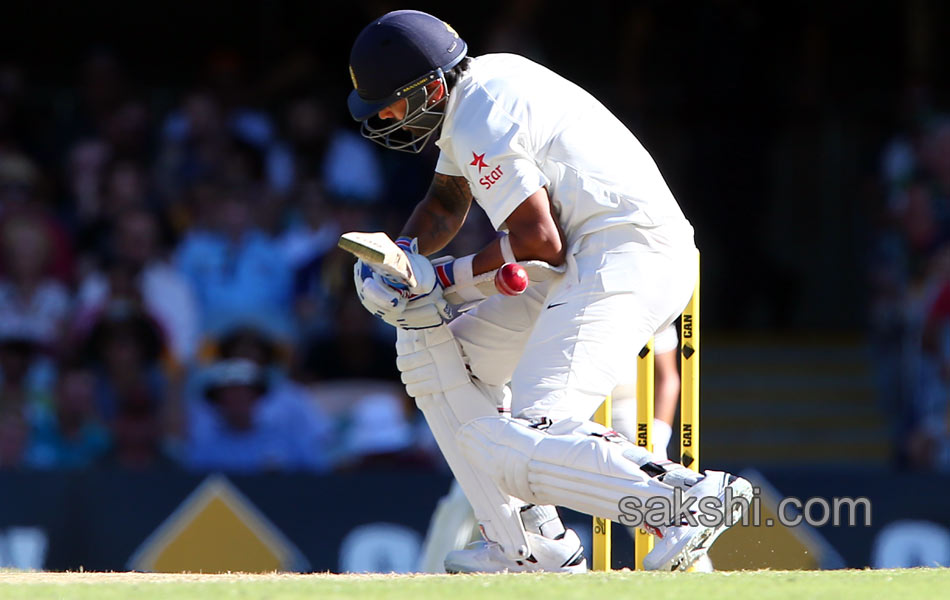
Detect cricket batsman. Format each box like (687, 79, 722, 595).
(346, 10, 751, 572)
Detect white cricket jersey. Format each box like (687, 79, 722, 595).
(435, 54, 692, 250)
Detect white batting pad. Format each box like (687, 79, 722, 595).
(457, 417, 677, 521)
(396, 327, 532, 560)
(396, 327, 472, 398)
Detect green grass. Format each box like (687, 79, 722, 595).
(0, 569, 948, 600)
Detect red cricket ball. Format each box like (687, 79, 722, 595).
(495, 262, 529, 296)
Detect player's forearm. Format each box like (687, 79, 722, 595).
(401, 173, 473, 255)
(471, 228, 565, 276)
(401, 197, 468, 255)
(471, 187, 566, 275)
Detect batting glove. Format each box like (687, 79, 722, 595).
(354, 260, 453, 330)
(394, 237, 438, 297)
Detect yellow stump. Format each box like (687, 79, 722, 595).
(680, 256, 700, 473)
(634, 338, 655, 569)
(594, 252, 700, 571)
(592, 396, 612, 571)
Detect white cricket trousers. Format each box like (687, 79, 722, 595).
(448, 223, 698, 422)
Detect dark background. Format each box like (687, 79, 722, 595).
(2, 0, 947, 329)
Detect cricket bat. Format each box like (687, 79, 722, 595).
(339, 231, 418, 289)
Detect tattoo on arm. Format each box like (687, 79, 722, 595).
(429, 174, 472, 214)
(402, 174, 473, 254)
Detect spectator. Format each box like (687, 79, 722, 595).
(295, 298, 398, 383)
(217, 323, 338, 457)
(0, 212, 72, 351)
(0, 153, 76, 282)
(881, 81, 935, 208)
(282, 94, 383, 203)
(0, 211, 64, 457)
(66, 139, 111, 229)
(184, 358, 331, 473)
(277, 180, 341, 338)
(154, 91, 232, 202)
(77, 208, 200, 365)
(100, 382, 178, 470)
(81, 299, 169, 422)
(175, 185, 295, 342)
(158, 83, 293, 197)
(0, 151, 41, 209)
(875, 116, 950, 469)
(23, 363, 110, 469)
(216, 324, 286, 370)
(0, 319, 54, 468)
(73, 158, 151, 264)
(0, 409, 28, 468)
(337, 392, 435, 471)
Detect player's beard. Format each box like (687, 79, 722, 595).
(401, 96, 447, 135)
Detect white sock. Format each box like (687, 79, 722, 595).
(652, 418, 672, 460)
(520, 505, 565, 539)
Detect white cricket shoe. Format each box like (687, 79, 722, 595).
(444, 529, 587, 574)
(688, 553, 715, 572)
(643, 470, 752, 571)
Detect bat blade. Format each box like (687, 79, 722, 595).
(338, 231, 418, 288)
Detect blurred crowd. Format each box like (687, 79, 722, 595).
(0, 3, 944, 477)
(871, 82, 950, 471)
(0, 49, 494, 474)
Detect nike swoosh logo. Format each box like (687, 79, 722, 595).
(547, 302, 567, 309)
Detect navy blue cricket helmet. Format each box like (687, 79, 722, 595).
(347, 10, 467, 153)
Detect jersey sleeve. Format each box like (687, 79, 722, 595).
(452, 106, 550, 231)
(435, 150, 464, 176)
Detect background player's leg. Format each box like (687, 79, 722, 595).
(652, 325, 681, 459)
(613, 324, 679, 460)
(417, 481, 479, 573)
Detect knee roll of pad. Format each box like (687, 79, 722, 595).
(457, 416, 677, 521)
(540, 417, 700, 486)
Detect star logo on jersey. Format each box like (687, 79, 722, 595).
(470, 152, 489, 173)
